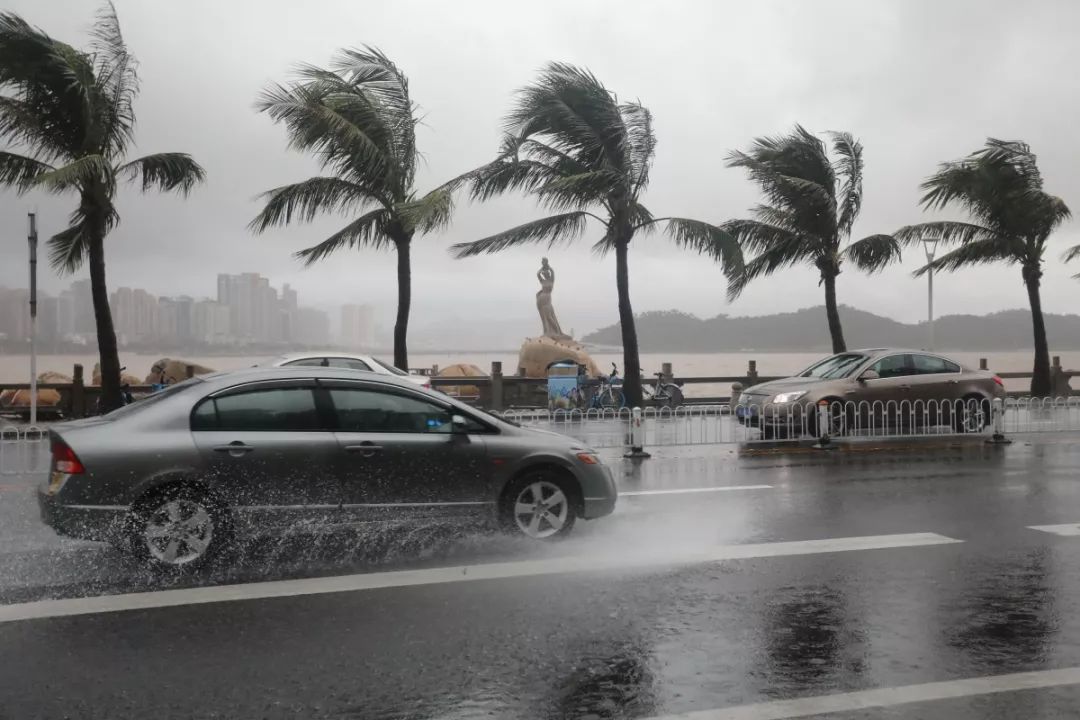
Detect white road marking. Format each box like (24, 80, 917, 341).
(642, 666, 1080, 719)
(621, 485, 772, 496)
(0, 532, 960, 624)
(1027, 523, 1080, 536)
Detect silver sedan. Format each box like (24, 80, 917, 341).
(38, 367, 617, 569)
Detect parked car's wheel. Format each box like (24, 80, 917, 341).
(128, 485, 229, 570)
(501, 471, 578, 540)
(809, 399, 849, 438)
(954, 396, 991, 434)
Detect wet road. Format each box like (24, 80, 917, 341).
(3, 439, 1080, 718)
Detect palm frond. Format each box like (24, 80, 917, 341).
(719, 218, 805, 255)
(913, 235, 1017, 277)
(0, 150, 52, 190)
(30, 154, 110, 193)
(828, 130, 862, 237)
(469, 157, 561, 203)
(1064, 243, 1080, 264)
(727, 237, 817, 299)
(892, 220, 1000, 247)
(89, 1, 138, 157)
(844, 234, 901, 273)
(621, 101, 655, 195)
(294, 207, 394, 265)
(249, 176, 369, 233)
(397, 186, 453, 234)
(116, 152, 204, 195)
(450, 212, 590, 258)
(47, 222, 92, 273)
(535, 169, 620, 211)
(665, 218, 745, 284)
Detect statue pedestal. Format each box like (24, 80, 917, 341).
(517, 336, 600, 379)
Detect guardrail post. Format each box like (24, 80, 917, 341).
(1050, 356, 1072, 398)
(813, 400, 834, 450)
(624, 406, 651, 459)
(661, 362, 673, 384)
(490, 361, 504, 411)
(747, 360, 759, 384)
(71, 363, 86, 418)
(729, 382, 743, 411)
(979, 358, 988, 371)
(986, 397, 1011, 445)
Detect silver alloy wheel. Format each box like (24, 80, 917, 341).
(513, 480, 570, 539)
(143, 499, 214, 566)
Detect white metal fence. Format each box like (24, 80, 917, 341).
(494, 396, 1080, 451)
(1, 398, 1079, 475)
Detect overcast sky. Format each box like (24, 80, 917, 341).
(2, 0, 1079, 341)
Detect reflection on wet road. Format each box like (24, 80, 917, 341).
(3, 440, 1080, 718)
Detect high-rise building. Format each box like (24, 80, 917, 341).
(193, 300, 231, 345)
(340, 304, 375, 349)
(133, 289, 158, 340)
(69, 279, 94, 336)
(156, 297, 179, 341)
(0, 288, 29, 342)
(111, 287, 136, 343)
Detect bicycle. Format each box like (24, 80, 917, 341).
(589, 363, 625, 410)
(642, 371, 684, 409)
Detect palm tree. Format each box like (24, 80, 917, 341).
(722, 126, 899, 353)
(0, 4, 205, 411)
(894, 139, 1071, 396)
(252, 47, 458, 371)
(450, 63, 743, 406)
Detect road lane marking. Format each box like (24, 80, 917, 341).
(642, 666, 1080, 719)
(621, 485, 772, 496)
(1027, 523, 1080, 536)
(0, 532, 960, 624)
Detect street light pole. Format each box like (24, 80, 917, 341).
(922, 236, 940, 351)
(28, 212, 38, 426)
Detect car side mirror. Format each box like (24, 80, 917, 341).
(451, 414, 469, 433)
(859, 370, 880, 382)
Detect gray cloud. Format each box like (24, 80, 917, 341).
(2, 0, 1078, 346)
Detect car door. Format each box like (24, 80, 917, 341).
(190, 380, 342, 530)
(321, 380, 492, 523)
(856, 354, 918, 429)
(909, 353, 964, 426)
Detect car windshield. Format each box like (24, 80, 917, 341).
(798, 353, 868, 379)
(370, 357, 410, 376)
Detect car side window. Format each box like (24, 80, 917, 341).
(913, 355, 960, 374)
(285, 358, 327, 367)
(327, 357, 372, 371)
(328, 388, 452, 433)
(196, 388, 321, 431)
(868, 354, 914, 379)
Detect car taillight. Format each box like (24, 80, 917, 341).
(993, 375, 1004, 388)
(423, 382, 432, 389)
(52, 440, 85, 475)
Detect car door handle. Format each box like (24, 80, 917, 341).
(213, 441, 254, 457)
(345, 443, 383, 458)
(898, 385, 911, 390)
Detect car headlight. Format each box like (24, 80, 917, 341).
(576, 452, 601, 465)
(772, 391, 807, 404)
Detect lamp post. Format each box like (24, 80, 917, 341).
(922, 236, 940, 351)
(28, 212, 38, 426)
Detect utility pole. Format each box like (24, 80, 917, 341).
(922, 236, 940, 351)
(28, 212, 38, 426)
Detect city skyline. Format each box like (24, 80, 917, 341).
(0, 273, 379, 350)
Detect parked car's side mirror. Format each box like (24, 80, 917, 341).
(859, 370, 880, 382)
(451, 414, 469, 433)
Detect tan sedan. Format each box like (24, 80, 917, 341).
(736, 349, 1007, 438)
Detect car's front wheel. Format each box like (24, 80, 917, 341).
(502, 471, 578, 540)
(128, 486, 228, 570)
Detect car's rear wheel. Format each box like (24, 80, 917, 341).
(501, 471, 578, 540)
(129, 485, 228, 570)
(954, 396, 991, 434)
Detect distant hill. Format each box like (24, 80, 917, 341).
(581, 306, 1080, 351)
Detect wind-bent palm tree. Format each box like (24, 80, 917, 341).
(252, 47, 457, 371)
(451, 63, 743, 406)
(895, 139, 1071, 396)
(0, 4, 205, 411)
(723, 126, 899, 353)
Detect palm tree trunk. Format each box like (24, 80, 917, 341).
(822, 270, 846, 353)
(615, 239, 642, 407)
(88, 231, 123, 412)
(1024, 265, 1051, 396)
(393, 237, 411, 371)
